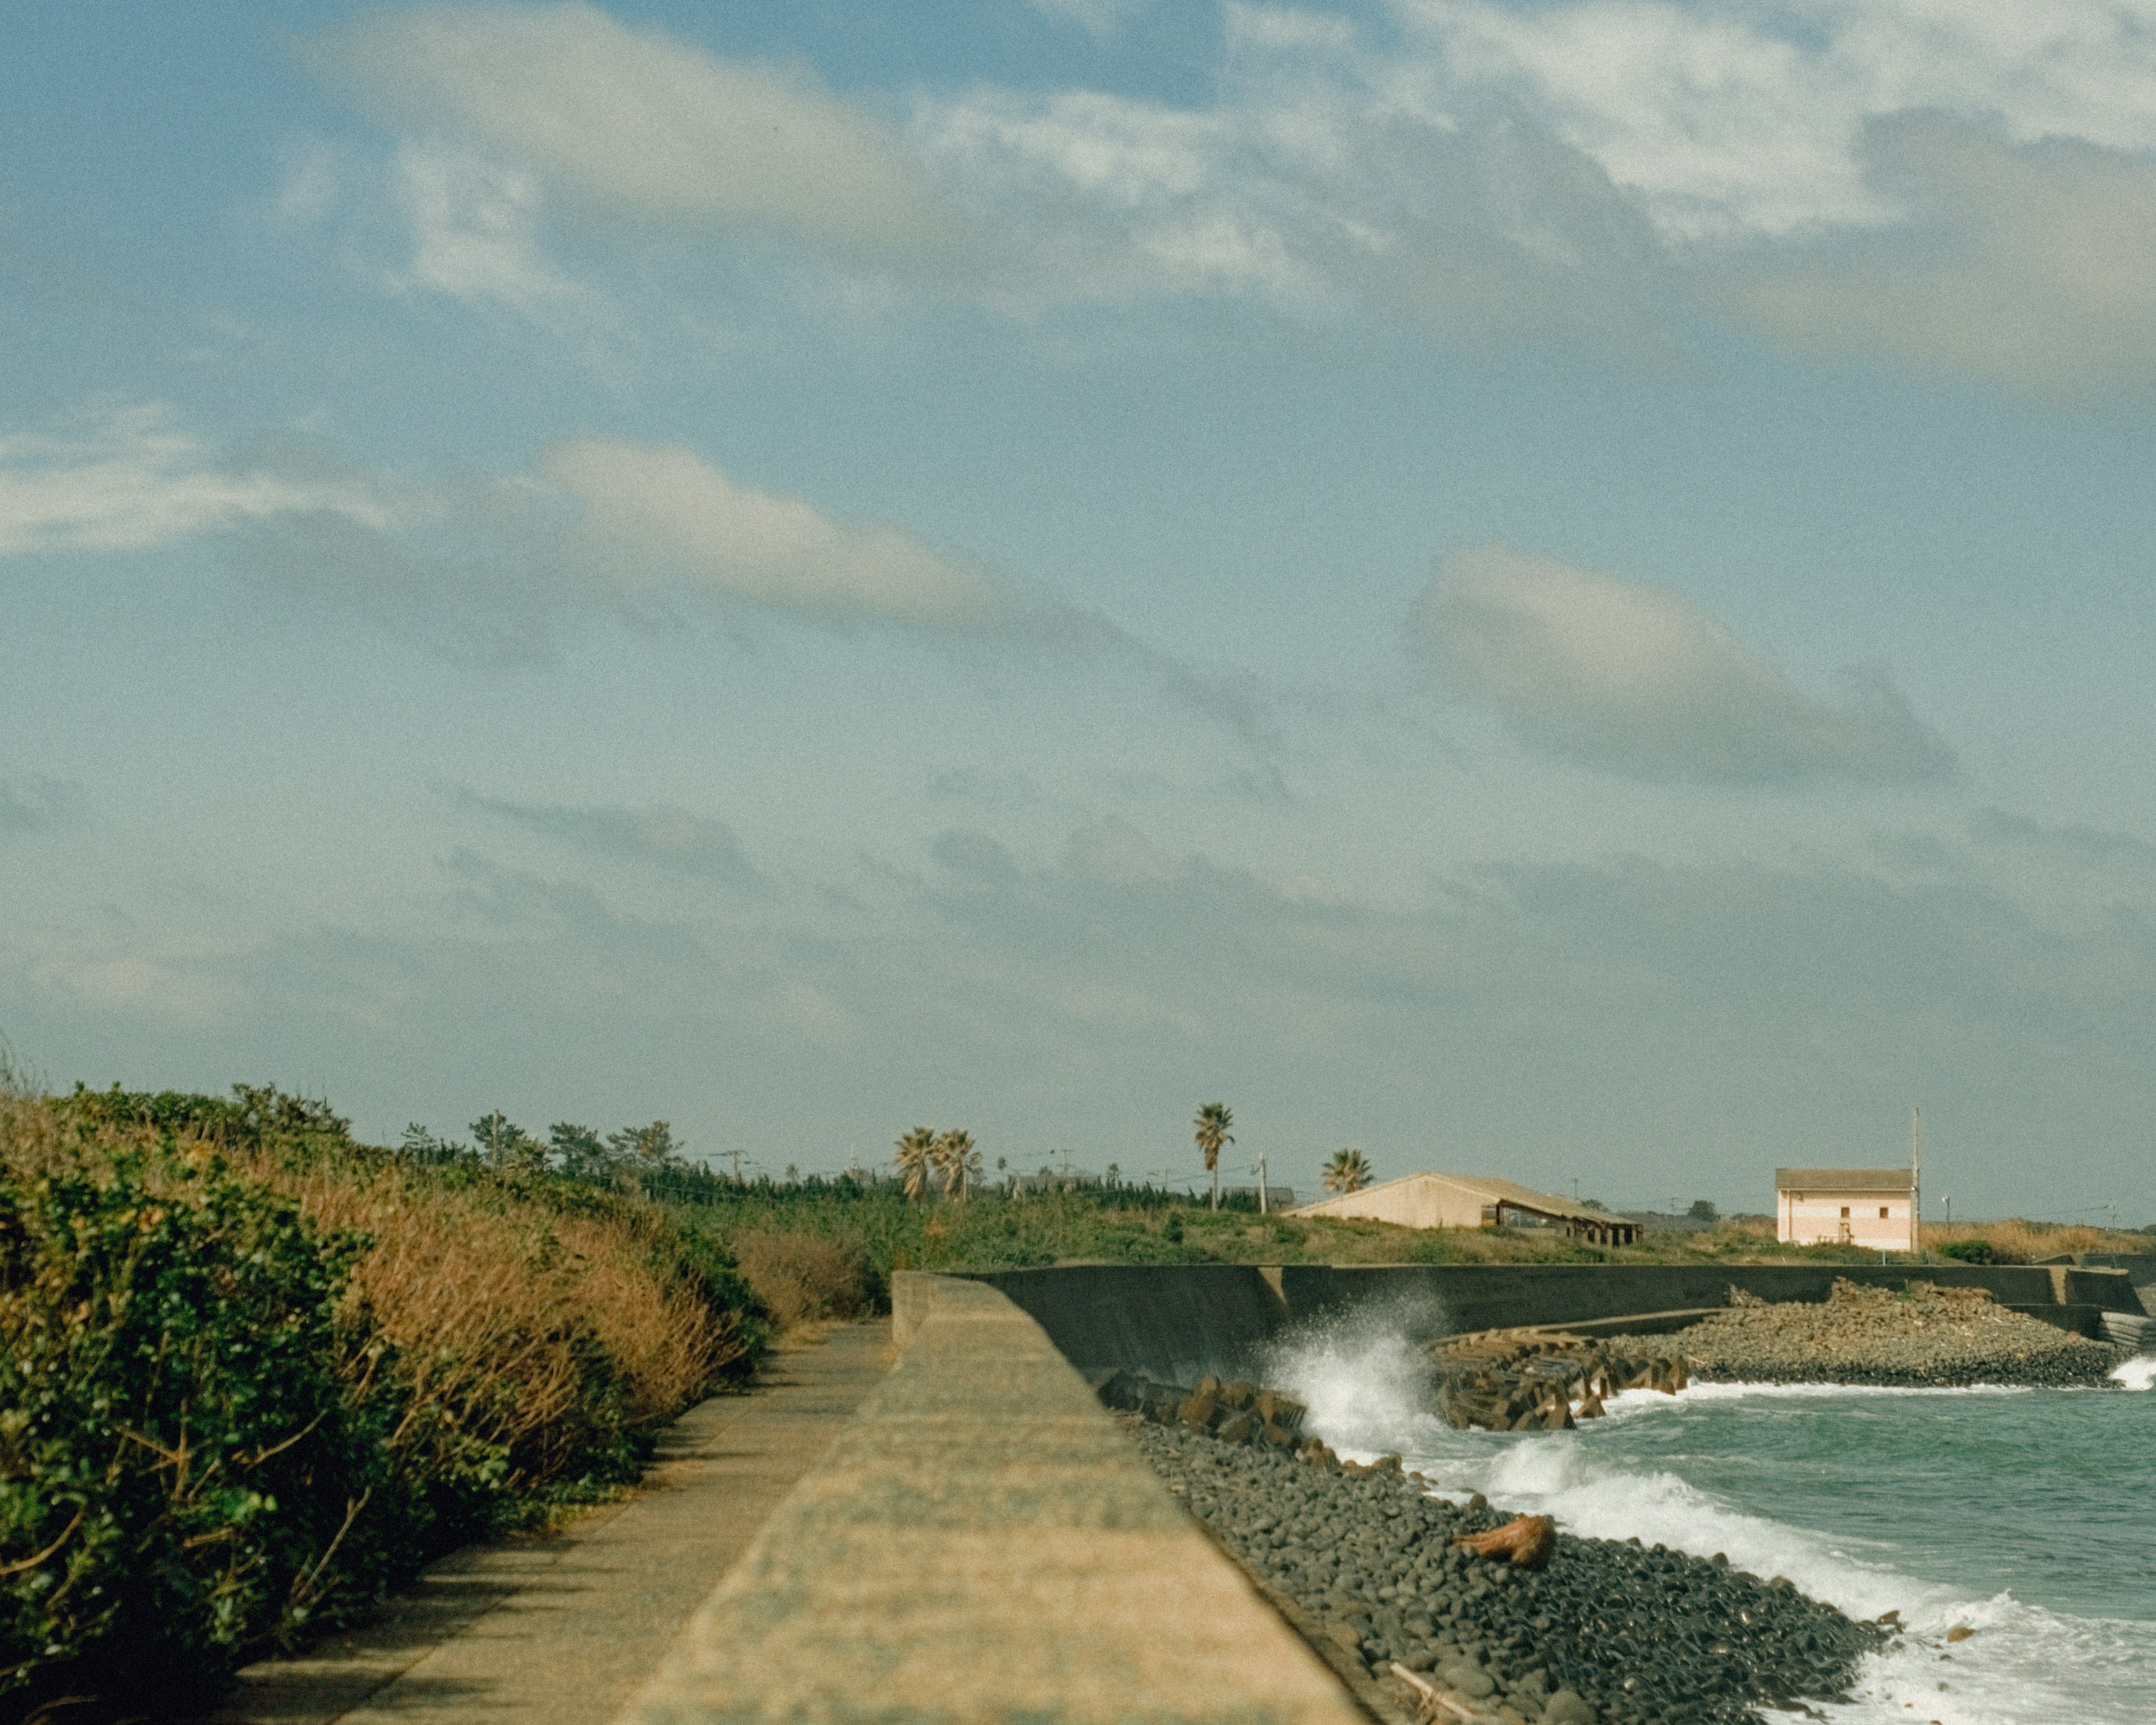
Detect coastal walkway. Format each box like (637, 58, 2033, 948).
(203, 1322, 893, 1725)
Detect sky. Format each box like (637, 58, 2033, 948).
(3, 1, 2153, 1220)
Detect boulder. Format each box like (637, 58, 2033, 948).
(1542, 1689, 1596, 1725)
(1451, 1514, 1557, 1571)
(1442, 1663, 1498, 1700)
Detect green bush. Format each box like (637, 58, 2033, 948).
(0, 1151, 401, 1713)
(1939, 1238, 2013, 1264)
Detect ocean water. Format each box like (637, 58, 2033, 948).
(1264, 1327, 2155, 1725)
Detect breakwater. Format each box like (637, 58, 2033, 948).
(967, 1261, 2148, 1382)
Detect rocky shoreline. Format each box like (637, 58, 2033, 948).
(1118, 1405, 1889, 1725)
(1422, 1281, 2127, 1434)
(1097, 1281, 2125, 1722)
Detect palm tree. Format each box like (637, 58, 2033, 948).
(895, 1126, 937, 1203)
(1193, 1103, 1234, 1210)
(1322, 1147, 1373, 1195)
(934, 1129, 980, 1200)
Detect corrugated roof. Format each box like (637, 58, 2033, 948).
(1446, 1174, 1627, 1226)
(1774, 1167, 1914, 1193)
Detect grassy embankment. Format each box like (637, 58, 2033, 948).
(649, 1167, 2119, 1285)
(0, 1084, 764, 1721)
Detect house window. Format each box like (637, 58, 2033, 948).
(1840, 1206, 1850, 1218)
(1879, 1207, 1889, 1219)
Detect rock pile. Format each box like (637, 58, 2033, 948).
(1120, 1411, 1887, 1725)
(1646, 1279, 2126, 1388)
(1426, 1333, 1691, 1431)
(1097, 1369, 1315, 1454)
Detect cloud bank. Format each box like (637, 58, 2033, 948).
(300, 1, 2156, 391)
(1414, 545, 1954, 784)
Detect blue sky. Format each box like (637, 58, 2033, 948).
(4, 1, 2153, 1219)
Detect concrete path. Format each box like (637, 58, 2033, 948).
(616, 1275, 1370, 1725)
(204, 1321, 892, 1725)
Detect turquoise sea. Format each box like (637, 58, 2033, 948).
(1272, 1334, 2155, 1724)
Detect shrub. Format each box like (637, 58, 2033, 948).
(729, 1230, 880, 1329)
(0, 1150, 399, 1713)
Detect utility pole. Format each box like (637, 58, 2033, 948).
(1910, 1107, 1923, 1259)
(720, 1148, 750, 1183)
(1259, 1152, 1269, 1215)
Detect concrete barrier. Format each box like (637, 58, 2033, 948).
(615, 1274, 1367, 1725)
(973, 1261, 2142, 1375)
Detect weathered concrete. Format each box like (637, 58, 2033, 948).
(615, 1274, 1369, 1725)
(972, 1261, 2143, 1376)
(204, 1322, 892, 1725)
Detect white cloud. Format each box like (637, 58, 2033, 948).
(1413, 544, 1954, 783)
(1392, 0, 2156, 242)
(316, 1, 943, 250)
(0, 404, 395, 558)
(542, 437, 1013, 624)
(1725, 117, 2156, 397)
(384, 143, 602, 323)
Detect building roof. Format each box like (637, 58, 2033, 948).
(1774, 1167, 1914, 1193)
(1295, 1170, 1619, 1226)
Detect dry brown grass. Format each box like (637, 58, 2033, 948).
(251, 1151, 747, 1485)
(1, 1093, 749, 1492)
(1921, 1218, 2151, 1262)
(729, 1229, 879, 1329)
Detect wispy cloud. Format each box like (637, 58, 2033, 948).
(0, 403, 395, 557)
(312, 2, 944, 252)
(457, 788, 763, 886)
(382, 142, 606, 325)
(1413, 544, 1954, 784)
(543, 436, 1015, 624)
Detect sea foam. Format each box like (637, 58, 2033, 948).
(1261, 1325, 2155, 1725)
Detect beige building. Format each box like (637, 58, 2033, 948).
(1291, 1172, 1641, 1245)
(1775, 1167, 1916, 1251)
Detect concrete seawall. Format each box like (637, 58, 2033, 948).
(970, 1261, 2146, 1380)
(619, 1274, 1371, 1725)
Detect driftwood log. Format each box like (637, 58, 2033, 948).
(1451, 1513, 1557, 1570)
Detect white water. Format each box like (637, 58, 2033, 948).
(1262, 1328, 2156, 1725)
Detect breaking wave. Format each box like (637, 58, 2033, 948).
(1263, 1324, 2155, 1725)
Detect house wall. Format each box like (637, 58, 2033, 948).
(1778, 1190, 1914, 1252)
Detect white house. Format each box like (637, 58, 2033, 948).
(1774, 1167, 1915, 1251)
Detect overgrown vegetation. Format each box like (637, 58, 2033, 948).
(8, 1068, 2141, 1719)
(0, 1083, 760, 1720)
